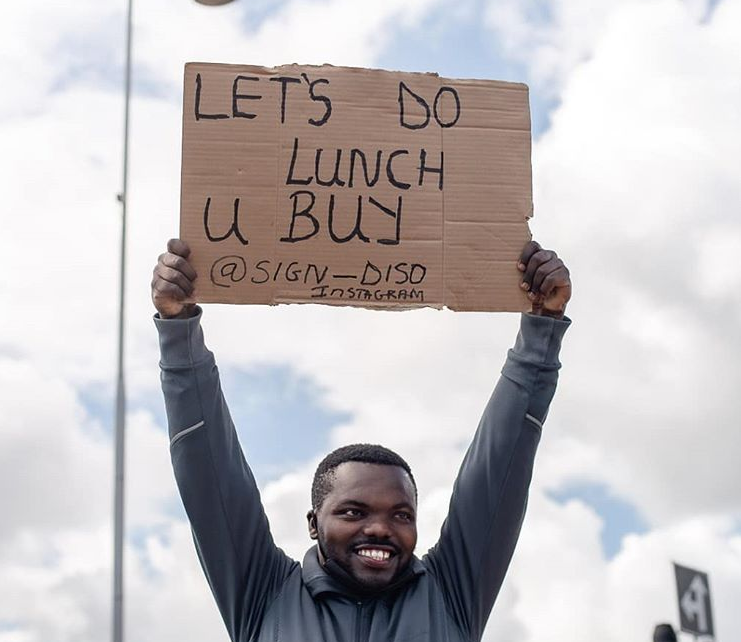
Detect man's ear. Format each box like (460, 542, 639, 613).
(307, 510, 318, 540)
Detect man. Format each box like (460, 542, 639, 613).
(152, 239, 571, 642)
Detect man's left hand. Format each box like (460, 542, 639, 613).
(518, 241, 571, 318)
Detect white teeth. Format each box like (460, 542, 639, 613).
(358, 549, 390, 561)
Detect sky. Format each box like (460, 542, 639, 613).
(1, 0, 740, 640)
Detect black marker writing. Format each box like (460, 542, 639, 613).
(270, 76, 301, 123)
(348, 149, 382, 188)
(210, 255, 247, 288)
(194, 73, 229, 121)
(433, 86, 461, 128)
(251, 259, 329, 285)
(371, 196, 402, 245)
(203, 197, 249, 245)
(310, 285, 425, 302)
(280, 191, 403, 245)
(418, 150, 444, 190)
(286, 138, 313, 185)
(285, 139, 441, 192)
(315, 149, 346, 187)
(386, 150, 411, 190)
(398, 82, 430, 130)
(398, 81, 461, 130)
(302, 73, 332, 126)
(280, 190, 320, 243)
(327, 195, 371, 244)
(232, 76, 261, 119)
(361, 260, 426, 285)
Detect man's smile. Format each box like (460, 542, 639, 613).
(354, 544, 398, 566)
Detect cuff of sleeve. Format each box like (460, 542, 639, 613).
(510, 312, 571, 367)
(153, 306, 211, 367)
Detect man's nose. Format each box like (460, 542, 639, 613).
(362, 517, 392, 538)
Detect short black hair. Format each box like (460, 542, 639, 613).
(311, 443, 416, 510)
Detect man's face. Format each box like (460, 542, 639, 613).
(307, 462, 417, 592)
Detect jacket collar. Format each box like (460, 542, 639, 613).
(301, 545, 425, 602)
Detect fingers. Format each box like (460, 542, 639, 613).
(539, 265, 570, 298)
(530, 259, 569, 298)
(517, 240, 572, 314)
(167, 238, 191, 258)
(519, 246, 559, 295)
(160, 251, 197, 283)
(155, 239, 197, 289)
(152, 263, 195, 298)
(151, 239, 198, 317)
(517, 241, 541, 271)
(151, 275, 191, 303)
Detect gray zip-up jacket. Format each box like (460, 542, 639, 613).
(156, 311, 569, 642)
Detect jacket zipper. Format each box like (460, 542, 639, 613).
(354, 601, 363, 642)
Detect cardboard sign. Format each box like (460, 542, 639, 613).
(180, 63, 533, 311)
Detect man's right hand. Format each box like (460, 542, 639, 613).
(151, 239, 198, 319)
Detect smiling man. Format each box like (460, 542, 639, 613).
(308, 445, 419, 593)
(152, 239, 571, 642)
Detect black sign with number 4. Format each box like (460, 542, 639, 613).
(674, 563, 714, 638)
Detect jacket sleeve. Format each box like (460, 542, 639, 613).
(423, 313, 570, 641)
(155, 309, 297, 642)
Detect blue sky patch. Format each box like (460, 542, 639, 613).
(129, 523, 173, 579)
(221, 364, 351, 483)
(0, 621, 23, 633)
(78, 382, 116, 433)
(49, 12, 127, 96)
(703, 0, 723, 23)
(548, 482, 649, 559)
(237, 0, 286, 33)
(80, 363, 349, 485)
(377, 1, 558, 136)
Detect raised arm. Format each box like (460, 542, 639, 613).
(153, 239, 297, 642)
(423, 242, 571, 641)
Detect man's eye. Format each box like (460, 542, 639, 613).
(342, 508, 362, 517)
(396, 512, 414, 522)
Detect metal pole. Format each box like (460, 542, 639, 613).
(113, 0, 133, 640)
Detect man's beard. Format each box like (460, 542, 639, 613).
(316, 531, 408, 594)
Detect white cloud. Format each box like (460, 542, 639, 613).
(484, 0, 618, 97)
(531, 0, 741, 526)
(504, 492, 741, 642)
(0, 359, 110, 540)
(483, 0, 725, 96)
(125, 521, 228, 642)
